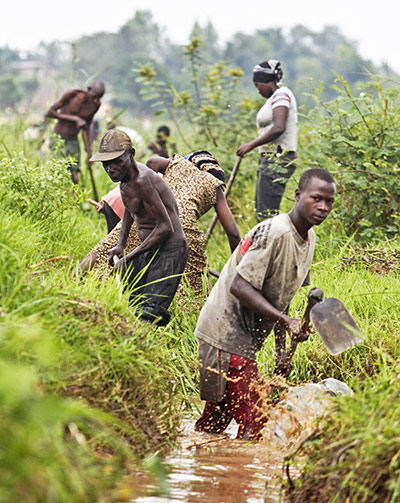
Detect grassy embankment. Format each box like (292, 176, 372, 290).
(2, 114, 400, 502)
(0, 120, 200, 502)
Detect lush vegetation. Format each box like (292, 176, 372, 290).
(298, 75, 400, 239)
(1, 35, 400, 501)
(285, 360, 400, 503)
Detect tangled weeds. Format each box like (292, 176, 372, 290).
(341, 245, 400, 274)
(283, 433, 389, 503)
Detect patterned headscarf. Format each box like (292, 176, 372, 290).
(184, 150, 225, 183)
(252, 60, 283, 84)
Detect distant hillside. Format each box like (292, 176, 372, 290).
(0, 10, 396, 115)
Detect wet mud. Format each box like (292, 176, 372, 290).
(128, 418, 287, 503)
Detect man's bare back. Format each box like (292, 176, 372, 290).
(89, 128, 188, 326)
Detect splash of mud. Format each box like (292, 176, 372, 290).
(126, 377, 350, 502)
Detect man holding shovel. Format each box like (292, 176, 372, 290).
(194, 168, 336, 440)
(90, 128, 188, 326)
(46, 80, 105, 184)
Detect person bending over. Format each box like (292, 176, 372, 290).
(90, 128, 188, 326)
(46, 80, 105, 184)
(194, 168, 335, 440)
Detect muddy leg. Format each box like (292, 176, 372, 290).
(195, 397, 233, 434)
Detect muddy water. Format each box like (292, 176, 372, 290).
(127, 379, 350, 502)
(129, 418, 287, 503)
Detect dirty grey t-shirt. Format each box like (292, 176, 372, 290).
(195, 214, 316, 360)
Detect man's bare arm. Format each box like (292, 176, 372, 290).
(46, 90, 86, 129)
(214, 187, 241, 252)
(230, 273, 300, 333)
(146, 156, 170, 173)
(82, 107, 100, 132)
(107, 208, 134, 263)
(117, 208, 134, 248)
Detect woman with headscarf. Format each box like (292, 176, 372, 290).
(237, 60, 298, 220)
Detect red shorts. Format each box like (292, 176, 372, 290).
(194, 354, 266, 440)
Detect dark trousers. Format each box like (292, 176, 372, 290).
(255, 152, 297, 221)
(124, 240, 188, 326)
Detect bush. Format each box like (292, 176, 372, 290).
(0, 150, 83, 222)
(298, 75, 400, 240)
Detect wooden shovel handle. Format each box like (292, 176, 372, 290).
(299, 287, 324, 333)
(287, 288, 324, 361)
(82, 129, 99, 201)
(205, 156, 242, 242)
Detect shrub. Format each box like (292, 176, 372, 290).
(134, 35, 259, 181)
(298, 75, 400, 240)
(0, 150, 83, 222)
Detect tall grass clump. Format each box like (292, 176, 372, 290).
(0, 135, 203, 499)
(285, 358, 400, 503)
(0, 320, 127, 503)
(0, 197, 187, 454)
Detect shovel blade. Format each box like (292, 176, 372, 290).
(310, 298, 363, 355)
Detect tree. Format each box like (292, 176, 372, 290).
(0, 75, 22, 109)
(0, 18, 397, 117)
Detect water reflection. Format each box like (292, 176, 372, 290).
(130, 419, 284, 503)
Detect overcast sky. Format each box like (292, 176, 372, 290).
(4, 0, 400, 73)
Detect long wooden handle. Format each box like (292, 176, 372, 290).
(82, 129, 99, 201)
(286, 288, 324, 361)
(205, 156, 242, 242)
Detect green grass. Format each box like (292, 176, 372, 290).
(0, 133, 194, 500)
(285, 359, 400, 503)
(2, 115, 400, 502)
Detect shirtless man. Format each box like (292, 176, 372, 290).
(46, 80, 105, 184)
(90, 128, 188, 326)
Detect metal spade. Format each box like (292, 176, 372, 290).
(280, 288, 363, 377)
(309, 289, 363, 355)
